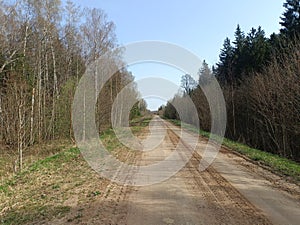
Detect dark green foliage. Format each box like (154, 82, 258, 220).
(171, 4, 300, 163)
(243, 27, 271, 74)
(129, 102, 141, 119)
(216, 25, 271, 84)
(212, 7, 300, 162)
(129, 99, 148, 120)
(216, 37, 234, 84)
(280, 0, 300, 37)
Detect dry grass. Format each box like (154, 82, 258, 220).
(0, 139, 73, 179)
(0, 117, 152, 224)
(0, 147, 110, 224)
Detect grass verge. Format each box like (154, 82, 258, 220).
(168, 119, 300, 181)
(0, 147, 80, 225)
(0, 116, 153, 224)
(100, 115, 153, 152)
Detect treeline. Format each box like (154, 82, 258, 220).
(163, 0, 300, 162)
(0, 0, 143, 171)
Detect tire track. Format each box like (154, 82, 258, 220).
(166, 122, 272, 224)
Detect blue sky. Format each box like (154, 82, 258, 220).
(70, 0, 284, 110)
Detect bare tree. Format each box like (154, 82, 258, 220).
(180, 74, 196, 96)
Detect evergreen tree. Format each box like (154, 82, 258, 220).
(244, 26, 270, 73)
(232, 24, 246, 80)
(233, 25, 246, 50)
(280, 0, 300, 37)
(269, 33, 285, 54)
(216, 37, 234, 84)
(198, 60, 213, 85)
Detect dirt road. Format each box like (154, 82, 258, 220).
(126, 117, 300, 225)
(50, 116, 300, 225)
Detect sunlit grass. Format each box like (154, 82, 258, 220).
(169, 119, 300, 181)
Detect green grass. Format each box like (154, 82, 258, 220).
(0, 147, 81, 225)
(1, 205, 70, 225)
(0, 139, 72, 178)
(130, 116, 153, 129)
(0, 116, 154, 224)
(168, 119, 300, 181)
(0, 148, 80, 196)
(100, 128, 124, 151)
(223, 139, 300, 179)
(100, 116, 153, 152)
(27, 147, 80, 172)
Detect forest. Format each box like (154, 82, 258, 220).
(0, 0, 144, 172)
(163, 0, 300, 162)
(1, 1, 300, 224)
(1, 0, 299, 173)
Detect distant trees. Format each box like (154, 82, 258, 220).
(163, 99, 178, 120)
(180, 74, 197, 96)
(198, 60, 213, 85)
(164, 62, 212, 131)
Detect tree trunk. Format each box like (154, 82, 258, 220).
(30, 88, 35, 145)
(231, 81, 236, 138)
(37, 46, 42, 142)
(17, 86, 25, 172)
(0, 95, 3, 142)
(49, 37, 58, 139)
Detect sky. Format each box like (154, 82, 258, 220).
(70, 0, 284, 110)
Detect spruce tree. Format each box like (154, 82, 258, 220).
(216, 37, 234, 84)
(198, 60, 212, 85)
(280, 0, 300, 37)
(233, 25, 246, 80)
(244, 26, 270, 73)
